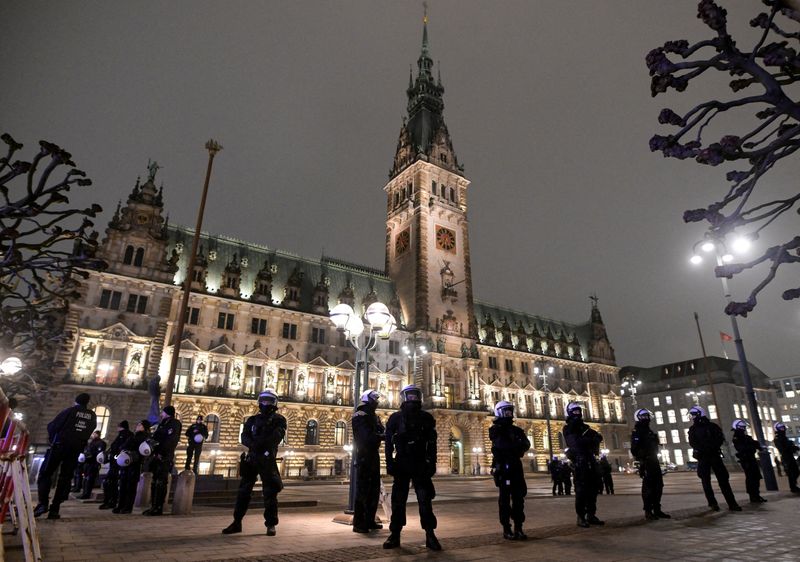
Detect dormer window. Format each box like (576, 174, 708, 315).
(123, 246, 134, 265)
(134, 247, 144, 267)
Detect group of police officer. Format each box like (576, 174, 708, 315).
(34, 387, 800, 549)
(34, 394, 186, 519)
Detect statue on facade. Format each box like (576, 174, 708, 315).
(296, 372, 306, 395)
(126, 351, 142, 377)
(147, 374, 161, 424)
(230, 364, 243, 389)
(146, 159, 161, 182)
(470, 343, 479, 359)
(77, 342, 96, 371)
(436, 337, 445, 354)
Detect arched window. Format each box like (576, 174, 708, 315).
(123, 245, 134, 265)
(94, 405, 111, 438)
(133, 247, 145, 267)
(305, 419, 319, 445)
(334, 421, 347, 446)
(206, 414, 220, 443)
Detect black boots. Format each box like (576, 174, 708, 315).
(513, 522, 528, 541)
(502, 525, 515, 540)
(266, 525, 277, 536)
(222, 520, 242, 534)
(383, 533, 401, 549)
(586, 515, 605, 525)
(645, 510, 658, 521)
(425, 530, 442, 551)
(577, 516, 590, 528)
(33, 504, 48, 518)
(653, 509, 671, 519)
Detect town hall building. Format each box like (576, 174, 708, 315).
(32, 17, 625, 478)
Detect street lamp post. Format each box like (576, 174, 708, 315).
(621, 374, 642, 408)
(471, 446, 482, 475)
(402, 337, 427, 389)
(164, 139, 222, 407)
(329, 302, 396, 517)
(690, 235, 778, 491)
(533, 361, 555, 459)
(685, 390, 708, 406)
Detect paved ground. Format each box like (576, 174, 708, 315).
(4, 472, 800, 561)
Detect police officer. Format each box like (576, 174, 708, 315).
(78, 430, 107, 499)
(630, 408, 670, 520)
(773, 422, 800, 493)
(184, 415, 209, 473)
(489, 400, 531, 540)
(383, 385, 441, 551)
(731, 419, 767, 503)
(113, 419, 152, 514)
(599, 455, 614, 495)
(100, 421, 132, 509)
(222, 390, 286, 536)
(687, 405, 741, 511)
(34, 393, 97, 520)
(143, 405, 182, 516)
(563, 402, 604, 528)
(549, 456, 563, 496)
(352, 389, 385, 534)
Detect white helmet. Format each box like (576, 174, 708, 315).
(116, 451, 132, 467)
(565, 402, 582, 417)
(78, 453, 86, 463)
(139, 441, 153, 457)
(732, 419, 748, 431)
(635, 409, 652, 421)
(193, 433, 205, 444)
(360, 389, 381, 404)
(689, 405, 706, 419)
(258, 390, 279, 408)
(96, 452, 106, 464)
(400, 384, 423, 403)
(494, 400, 514, 418)
(775, 422, 787, 432)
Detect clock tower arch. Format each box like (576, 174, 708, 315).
(384, 15, 475, 339)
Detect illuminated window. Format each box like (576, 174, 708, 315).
(674, 449, 684, 465)
(655, 411, 664, 425)
(680, 408, 688, 419)
(708, 404, 718, 420)
(667, 410, 676, 424)
(94, 406, 111, 438)
(671, 429, 680, 444)
(658, 431, 667, 444)
(661, 449, 670, 463)
(206, 414, 220, 443)
(334, 421, 347, 446)
(653, 397, 660, 407)
(665, 395, 673, 405)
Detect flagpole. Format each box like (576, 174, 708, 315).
(693, 312, 721, 419)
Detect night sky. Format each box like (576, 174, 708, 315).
(3, 1, 798, 376)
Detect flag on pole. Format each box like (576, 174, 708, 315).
(720, 332, 733, 342)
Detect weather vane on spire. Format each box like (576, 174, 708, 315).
(423, 1, 428, 24)
(589, 293, 599, 307)
(146, 159, 162, 182)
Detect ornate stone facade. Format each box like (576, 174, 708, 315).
(31, 18, 626, 477)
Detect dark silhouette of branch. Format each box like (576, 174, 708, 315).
(0, 133, 106, 402)
(648, 0, 800, 316)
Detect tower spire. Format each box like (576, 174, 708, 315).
(421, 2, 430, 58)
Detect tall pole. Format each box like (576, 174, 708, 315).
(539, 362, 554, 458)
(714, 254, 778, 491)
(164, 139, 222, 407)
(693, 312, 721, 418)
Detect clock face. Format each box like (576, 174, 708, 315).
(136, 214, 149, 225)
(395, 228, 410, 257)
(435, 226, 456, 253)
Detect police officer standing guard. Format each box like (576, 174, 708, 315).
(489, 400, 531, 540)
(773, 422, 800, 493)
(114, 419, 152, 514)
(383, 385, 441, 551)
(732, 419, 767, 503)
(185, 415, 209, 473)
(143, 405, 182, 516)
(352, 389, 385, 533)
(563, 402, 604, 528)
(100, 421, 132, 509)
(687, 405, 741, 511)
(223, 390, 286, 536)
(630, 409, 670, 520)
(34, 393, 97, 520)
(78, 430, 107, 499)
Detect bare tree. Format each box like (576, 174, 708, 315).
(647, 0, 800, 316)
(0, 133, 105, 402)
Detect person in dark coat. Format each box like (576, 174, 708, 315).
(114, 419, 151, 514)
(561, 459, 573, 495)
(34, 393, 97, 520)
(563, 402, 604, 528)
(383, 385, 441, 551)
(222, 390, 286, 536)
(78, 430, 107, 498)
(773, 422, 800, 493)
(688, 405, 741, 511)
(184, 415, 209, 473)
(599, 455, 614, 495)
(351, 389, 385, 533)
(630, 409, 670, 520)
(143, 405, 182, 516)
(100, 421, 132, 509)
(731, 419, 767, 503)
(489, 400, 531, 540)
(549, 457, 563, 496)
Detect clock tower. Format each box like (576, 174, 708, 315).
(384, 15, 475, 339)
